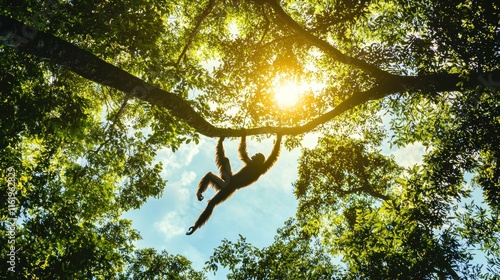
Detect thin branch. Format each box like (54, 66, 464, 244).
(311, 2, 368, 33)
(176, 0, 216, 65)
(444, 263, 461, 280)
(257, 5, 271, 45)
(91, 95, 130, 155)
(257, 17, 356, 51)
(72, 95, 130, 183)
(260, 0, 390, 79)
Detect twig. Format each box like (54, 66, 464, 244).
(176, 0, 216, 65)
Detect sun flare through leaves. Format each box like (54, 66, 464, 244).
(273, 78, 325, 108)
(274, 80, 303, 107)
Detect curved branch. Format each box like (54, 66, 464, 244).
(239, 70, 500, 135)
(260, 0, 390, 79)
(243, 83, 397, 136)
(259, 0, 369, 49)
(92, 95, 130, 155)
(1, 16, 498, 138)
(257, 5, 271, 45)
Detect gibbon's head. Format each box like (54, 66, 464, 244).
(251, 153, 265, 164)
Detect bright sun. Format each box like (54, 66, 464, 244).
(274, 80, 303, 107)
(273, 77, 325, 107)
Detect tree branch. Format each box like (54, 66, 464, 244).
(1, 16, 498, 138)
(260, 0, 390, 79)
(0, 16, 223, 136)
(242, 70, 500, 135)
(92, 95, 130, 155)
(257, 4, 363, 49)
(176, 0, 216, 65)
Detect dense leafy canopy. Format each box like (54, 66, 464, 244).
(1, 0, 499, 279)
(118, 248, 205, 280)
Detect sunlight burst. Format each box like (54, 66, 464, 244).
(274, 79, 325, 107)
(274, 81, 302, 107)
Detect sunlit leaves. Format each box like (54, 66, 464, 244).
(1, 0, 499, 278)
(119, 248, 206, 280)
(207, 220, 343, 279)
(0, 1, 181, 277)
(295, 135, 400, 207)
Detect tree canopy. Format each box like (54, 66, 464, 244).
(1, 0, 499, 279)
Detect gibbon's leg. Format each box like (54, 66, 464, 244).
(208, 173, 226, 190)
(187, 187, 234, 235)
(186, 199, 216, 235)
(196, 172, 226, 201)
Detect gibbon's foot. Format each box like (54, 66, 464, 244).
(197, 193, 204, 201)
(186, 227, 195, 235)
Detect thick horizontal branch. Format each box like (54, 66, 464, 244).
(243, 70, 500, 135)
(0, 16, 225, 137)
(1, 16, 498, 138)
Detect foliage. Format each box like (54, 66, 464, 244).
(1, 0, 188, 278)
(206, 219, 343, 279)
(118, 248, 206, 280)
(1, 0, 499, 279)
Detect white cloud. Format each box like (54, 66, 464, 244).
(180, 171, 197, 186)
(155, 212, 186, 239)
(158, 140, 205, 177)
(161, 179, 192, 213)
(176, 187, 190, 204)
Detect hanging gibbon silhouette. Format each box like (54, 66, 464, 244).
(186, 135, 282, 235)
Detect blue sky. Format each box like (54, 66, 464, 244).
(123, 135, 304, 278)
(123, 134, 426, 279)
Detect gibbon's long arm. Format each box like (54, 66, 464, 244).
(262, 134, 282, 173)
(215, 137, 229, 174)
(238, 136, 252, 164)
